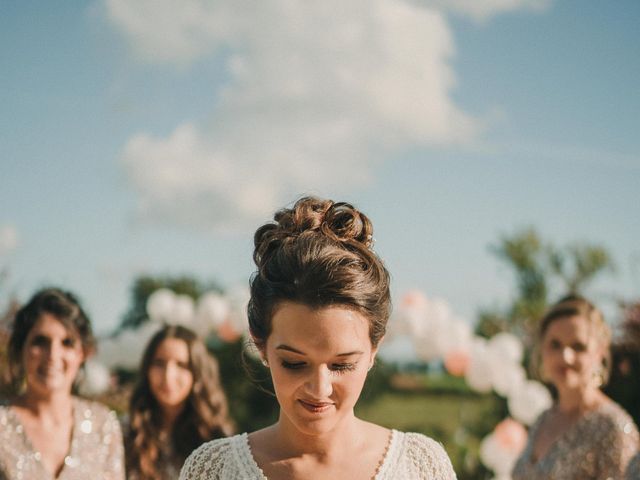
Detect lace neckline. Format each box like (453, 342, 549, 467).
(238, 429, 400, 480)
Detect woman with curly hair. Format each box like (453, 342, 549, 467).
(125, 325, 233, 480)
(180, 196, 456, 480)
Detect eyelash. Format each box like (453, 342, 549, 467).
(280, 361, 357, 373)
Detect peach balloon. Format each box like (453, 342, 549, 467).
(217, 319, 242, 343)
(494, 418, 527, 454)
(444, 349, 471, 377)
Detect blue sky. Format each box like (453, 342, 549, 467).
(1, 0, 639, 335)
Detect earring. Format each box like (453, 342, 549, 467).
(261, 358, 269, 368)
(592, 365, 605, 388)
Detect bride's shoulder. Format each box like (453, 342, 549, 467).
(179, 433, 249, 480)
(396, 431, 457, 479)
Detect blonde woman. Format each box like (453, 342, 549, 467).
(513, 294, 639, 479)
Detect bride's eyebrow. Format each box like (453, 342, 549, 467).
(276, 345, 305, 355)
(275, 345, 364, 357)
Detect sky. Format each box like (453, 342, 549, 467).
(1, 0, 639, 336)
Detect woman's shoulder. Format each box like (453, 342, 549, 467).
(388, 430, 456, 479)
(589, 400, 637, 434)
(179, 433, 255, 480)
(73, 397, 121, 431)
(0, 402, 18, 440)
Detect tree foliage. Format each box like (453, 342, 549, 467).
(475, 228, 613, 344)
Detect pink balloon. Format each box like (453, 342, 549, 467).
(401, 290, 428, 310)
(217, 319, 242, 343)
(494, 418, 527, 454)
(444, 349, 470, 377)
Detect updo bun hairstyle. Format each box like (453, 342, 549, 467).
(248, 196, 391, 351)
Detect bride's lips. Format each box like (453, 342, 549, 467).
(298, 399, 334, 413)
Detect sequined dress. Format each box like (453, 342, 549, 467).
(179, 430, 457, 479)
(512, 401, 639, 480)
(0, 397, 125, 480)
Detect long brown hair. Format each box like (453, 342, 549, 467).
(125, 325, 233, 479)
(248, 196, 391, 351)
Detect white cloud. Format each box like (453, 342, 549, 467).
(107, 0, 487, 230)
(0, 225, 19, 256)
(421, 0, 552, 22)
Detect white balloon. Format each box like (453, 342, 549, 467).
(465, 340, 494, 393)
(443, 318, 473, 354)
(146, 289, 176, 323)
(488, 332, 524, 364)
(404, 308, 430, 338)
(172, 294, 196, 326)
(479, 433, 517, 476)
(492, 362, 526, 398)
(413, 329, 447, 362)
(195, 292, 230, 336)
(426, 298, 453, 327)
(508, 380, 552, 425)
(78, 359, 111, 396)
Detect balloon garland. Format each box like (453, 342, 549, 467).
(85, 287, 550, 479)
(389, 290, 551, 479)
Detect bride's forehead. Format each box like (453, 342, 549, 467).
(270, 302, 370, 342)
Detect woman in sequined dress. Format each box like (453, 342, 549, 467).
(0, 287, 125, 480)
(124, 325, 233, 480)
(512, 294, 639, 480)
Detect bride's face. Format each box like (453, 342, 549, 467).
(264, 302, 378, 436)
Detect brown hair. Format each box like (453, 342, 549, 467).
(531, 293, 612, 386)
(248, 196, 391, 351)
(125, 325, 233, 480)
(8, 287, 95, 388)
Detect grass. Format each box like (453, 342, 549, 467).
(356, 374, 505, 479)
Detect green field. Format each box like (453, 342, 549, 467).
(356, 375, 504, 479)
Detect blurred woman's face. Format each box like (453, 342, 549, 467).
(148, 338, 194, 412)
(22, 313, 85, 397)
(264, 302, 377, 437)
(541, 315, 604, 393)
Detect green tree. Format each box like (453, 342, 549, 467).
(476, 228, 613, 343)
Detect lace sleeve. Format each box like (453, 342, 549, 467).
(179, 437, 236, 480)
(405, 432, 457, 480)
(596, 412, 639, 480)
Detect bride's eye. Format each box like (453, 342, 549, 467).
(281, 360, 306, 370)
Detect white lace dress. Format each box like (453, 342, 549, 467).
(179, 429, 456, 480)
